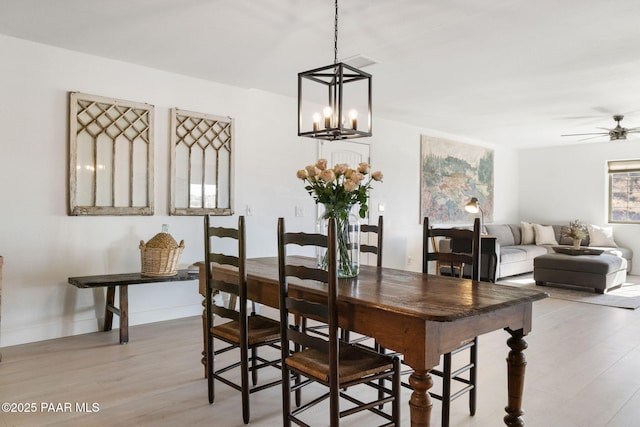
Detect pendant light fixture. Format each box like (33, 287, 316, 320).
(297, 0, 372, 140)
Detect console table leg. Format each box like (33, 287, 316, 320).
(504, 328, 527, 426)
(119, 285, 129, 344)
(104, 286, 115, 331)
(408, 369, 433, 427)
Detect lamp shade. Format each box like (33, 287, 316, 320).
(465, 197, 480, 214)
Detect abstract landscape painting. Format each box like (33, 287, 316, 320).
(421, 135, 494, 224)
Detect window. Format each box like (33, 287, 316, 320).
(608, 160, 640, 223)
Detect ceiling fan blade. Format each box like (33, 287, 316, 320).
(556, 115, 602, 120)
(593, 106, 615, 115)
(595, 127, 613, 131)
(578, 135, 609, 142)
(561, 132, 609, 137)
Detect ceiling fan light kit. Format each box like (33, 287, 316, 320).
(562, 115, 640, 141)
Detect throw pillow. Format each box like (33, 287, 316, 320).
(533, 223, 558, 245)
(520, 221, 535, 244)
(587, 224, 618, 247)
(485, 224, 515, 246)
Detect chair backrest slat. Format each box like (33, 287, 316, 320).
(284, 264, 328, 282)
(210, 253, 239, 268)
(211, 279, 239, 298)
(286, 327, 330, 353)
(211, 305, 241, 322)
(283, 231, 328, 248)
(207, 226, 239, 240)
(285, 297, 328, 321)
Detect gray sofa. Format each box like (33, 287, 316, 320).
(485, 224, 633, 279)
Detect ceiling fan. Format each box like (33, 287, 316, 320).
(561, 115, 640, 141)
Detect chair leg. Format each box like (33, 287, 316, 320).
(392, 357, 401, 424)
(442, 353, 452, 427)
(377, 342, 385, 408)
(470, 337, 478, 416)
(282, 365, 292, 427)
(207, 341, 214, 404)
(241, 343, 250, 424)
(206, 289, 215, 404)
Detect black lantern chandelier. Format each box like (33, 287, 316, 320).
(297, 0, 372, 140)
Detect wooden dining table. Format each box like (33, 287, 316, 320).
(198, 257, 547, 427)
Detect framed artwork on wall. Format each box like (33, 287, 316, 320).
(170, 108, 233, 216)
(69, 92, 154, 216)
(420, 135, 494, 224)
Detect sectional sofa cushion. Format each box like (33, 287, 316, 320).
(500, 245, 548, 264)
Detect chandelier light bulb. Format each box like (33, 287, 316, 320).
(323, 106, 333, 128)
(348, 109, 358, 130)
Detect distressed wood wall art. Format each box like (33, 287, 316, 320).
(170, 108, 233, 216)
(69, 92, 154, 216)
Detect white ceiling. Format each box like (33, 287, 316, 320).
(2, 0, 640, 148)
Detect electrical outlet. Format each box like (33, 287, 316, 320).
(407, 256, 412, 265)
(378, 203, 385, 212)
(246, 205, 254, 216)
(295, 206, 304, 217)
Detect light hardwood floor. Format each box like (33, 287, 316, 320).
(3, 283, 640, 427)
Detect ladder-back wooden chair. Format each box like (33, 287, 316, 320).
(424, 217, 481, 427)
(277, 217, 401, 426)
(204, 215, 281, 424)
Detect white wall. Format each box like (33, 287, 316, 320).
(0, 34, 519, 347)
(518, 142, 640, 274)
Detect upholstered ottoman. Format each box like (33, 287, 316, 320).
(533, 253, 627, 294)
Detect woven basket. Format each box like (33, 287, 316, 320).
(140, 240, 185, 277)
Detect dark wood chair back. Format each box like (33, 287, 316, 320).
(360, 215, 383, 267)
(423, 217, 481, 281)
(204, 215, 248, 325)
(277, 217, 338, 360)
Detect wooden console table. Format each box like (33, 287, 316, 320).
(68, 270, 198, 344)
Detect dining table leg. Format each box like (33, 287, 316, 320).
(408, 369, 433, 426)
(504, 328, 527, 426)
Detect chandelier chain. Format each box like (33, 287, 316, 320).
(334, 0, 338, 65)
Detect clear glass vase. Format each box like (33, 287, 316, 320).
(316, 203, 360, 278)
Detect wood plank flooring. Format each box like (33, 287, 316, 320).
(3, 286, 640, 426)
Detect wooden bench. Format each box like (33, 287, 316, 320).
(68, 270, 198, 344)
